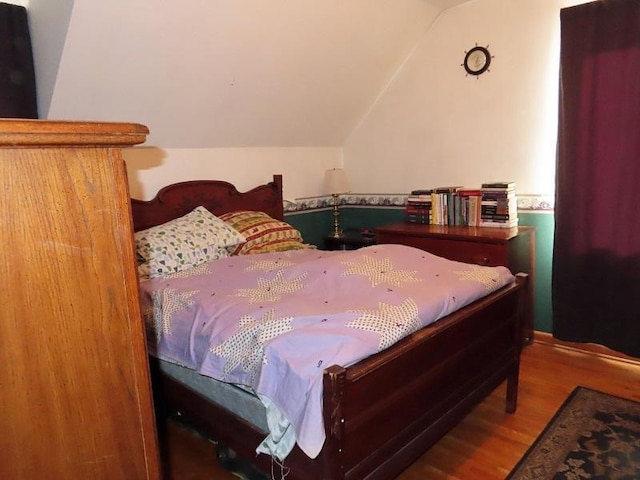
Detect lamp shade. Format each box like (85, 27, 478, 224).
(324, 168, 351, 195)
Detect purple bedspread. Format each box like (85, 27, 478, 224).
(139, 244, 514, 459)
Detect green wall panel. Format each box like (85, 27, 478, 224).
(339, 207, 405, 232)
(285, 210, 332, 248)
(518, 212, 554, 333)
(286, 207, 404, 249)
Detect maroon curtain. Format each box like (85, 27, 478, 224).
(0, 2, 37, 118)
(553, 0, 640, 357)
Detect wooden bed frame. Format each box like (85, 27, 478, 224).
(131, 174, 528, 480)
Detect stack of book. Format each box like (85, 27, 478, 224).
(431, 186, 463, 225)
(405, 182, 519, 228)
(455, 189, 483, 226)
(405, 189, 432, 224)
(406, 186, 467, 225)
(480, 182, 518, 228)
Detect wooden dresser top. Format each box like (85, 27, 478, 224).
(376, 223, 534, 243)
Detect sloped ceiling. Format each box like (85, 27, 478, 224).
(35, 0, 468, 148)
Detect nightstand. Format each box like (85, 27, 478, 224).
(324, 231, 377, 251)
(376, 223, 535, 345)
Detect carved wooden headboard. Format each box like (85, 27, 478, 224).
(130, 174, 284, 232)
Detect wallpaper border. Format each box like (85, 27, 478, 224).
(285, 193, 554, 213)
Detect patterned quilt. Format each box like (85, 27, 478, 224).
(139, 244, 514, 460)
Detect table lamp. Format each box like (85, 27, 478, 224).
(324, 168, 351, 238)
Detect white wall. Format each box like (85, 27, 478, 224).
(124, 146, 342, 202)
(46, 0, 441, 148)
(345, 0, 584, 196)
(38, 0, 447, 201)
(28, 0, 586, 200)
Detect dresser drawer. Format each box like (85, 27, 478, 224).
(376, 223, 534, 345)
(378, 234, 508, 266)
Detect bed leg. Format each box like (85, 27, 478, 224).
(147, 357, 171, 431)
(505, 364, 519, 414)
(322, 365, 347, 480)
(505, 273, 527, 414)
(216, 443, 268, 480)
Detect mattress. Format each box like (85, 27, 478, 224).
(158, 359, 269, 434)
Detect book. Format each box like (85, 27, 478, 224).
(431, 193, 441, 225)
(405, 195, 432, 223)
(481, 190, 516, 199)
(480, 218, 519, 228)
(468, 196, 481, 226)
(405, 215, 431, 224)
(446, 193, 455, 225)
(410, 189, 433, 195)
(482, 211, 517, 219)
(481, 202, 517, 211)
(433, 186, 464, 193)
(481, 213, 518, 220)
(407, 195, 433, 202)
(405, 206, 431, 215)
(481, 181, 515, 189)
(481, 196, 517, 203)
(456, 189, 483, 197)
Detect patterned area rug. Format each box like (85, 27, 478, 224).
(507, 386, 640, 480)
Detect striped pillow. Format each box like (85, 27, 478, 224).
(219, 210, 313, 255)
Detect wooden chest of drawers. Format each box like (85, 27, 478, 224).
(376, 223, 535, 343)
(1, 120, 160, 479)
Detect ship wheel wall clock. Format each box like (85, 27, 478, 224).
(462, 44, 492, 77)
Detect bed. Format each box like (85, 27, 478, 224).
(131, 174, 528, 480)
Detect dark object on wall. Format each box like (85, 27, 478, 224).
(553, 0, 640, 358)
(462, 44, 492, 77)
(0, 3, 38, 118)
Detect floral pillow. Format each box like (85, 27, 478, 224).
(135, 206, 246, 278)
(218, 210, 315, 255)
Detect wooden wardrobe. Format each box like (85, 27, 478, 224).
(0, 120, 161, 479)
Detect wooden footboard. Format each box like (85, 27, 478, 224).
(154, 274, 527, 480)
(319, 273, 526, 479)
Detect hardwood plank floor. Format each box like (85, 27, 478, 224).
(161, 336, 640, 479)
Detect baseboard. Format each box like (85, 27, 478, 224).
(533, 331, 640, 366)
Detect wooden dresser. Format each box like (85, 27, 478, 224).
(376, 223, 535, 343)
(0, 120, 160, 479)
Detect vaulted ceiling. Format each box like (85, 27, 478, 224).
(30, 0, 469, 148)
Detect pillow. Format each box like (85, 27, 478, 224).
(219, 210, 314, 255)
(135, 206, 246, 278)
(137, 246, 230, 280)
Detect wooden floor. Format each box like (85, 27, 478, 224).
(161, 335, 640, 480)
